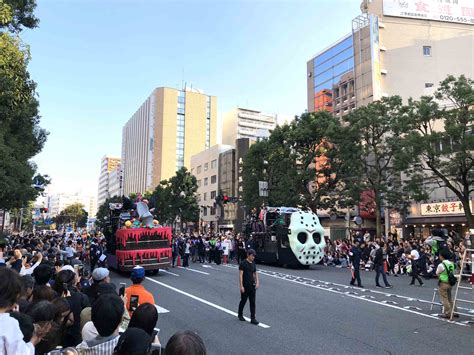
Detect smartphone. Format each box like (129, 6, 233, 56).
(119, 282, 126, 297)
(129, 295, 139, 312)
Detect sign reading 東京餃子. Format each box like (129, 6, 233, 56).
(383, 0, 474, 25)
(420, 200, 473, 216)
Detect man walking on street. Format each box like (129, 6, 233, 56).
(436, 250, 458, 319)
(406, 243, 424, 286)
(238, 249, 259, 325)
(349, 241, 363, 288)
(374, 241, 392, 289)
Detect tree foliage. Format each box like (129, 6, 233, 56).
(0, 0, 47, 211)
(149, 167, 199, 228)
(54, 203, 88, 229)
(402, 75, 474, 228)
(0, 0, 39, 32)
(242, 111, 354, 212)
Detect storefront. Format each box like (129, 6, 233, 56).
(403, 200, 473, 240)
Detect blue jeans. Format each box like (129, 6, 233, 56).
(375, 264, 390, 287)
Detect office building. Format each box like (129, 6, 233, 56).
(97, 156, 121, 207)
(190, 144, 232, 232)
(307, 0, 474, 238)
(108, 165, 123, 199)
(122, 87, 217, 196)
(221, 108, 277, 146)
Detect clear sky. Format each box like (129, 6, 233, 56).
(23, 0, 361, 198)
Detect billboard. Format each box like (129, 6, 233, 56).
(383, 0, 474, 25)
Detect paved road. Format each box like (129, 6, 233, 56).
(111, 262, 474, 355)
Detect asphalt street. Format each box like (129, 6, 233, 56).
(111, 262, 474, 355)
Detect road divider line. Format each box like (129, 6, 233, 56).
(161, 269, 180, 277)
(177, 266, 210, 275)
(145, 277, 270, 329)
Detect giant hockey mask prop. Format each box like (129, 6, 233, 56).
(288, 211, 326, 265)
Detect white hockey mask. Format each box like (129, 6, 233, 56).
(288, 211, 326, 265)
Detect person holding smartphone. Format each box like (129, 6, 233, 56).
(125, 266, 155, 317)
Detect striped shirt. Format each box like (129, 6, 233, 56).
(75, 335, 119, 355)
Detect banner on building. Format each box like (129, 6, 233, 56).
(383, 0, 474, 25)
(420, 200, 473, 216)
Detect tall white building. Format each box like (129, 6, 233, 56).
(221, 108, 277, 146)
(190, 145, 232, 230)
(97, 156, 121, 207)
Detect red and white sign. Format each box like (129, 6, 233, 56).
(383, 0, 474, 25)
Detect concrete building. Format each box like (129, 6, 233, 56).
(216, 138, 253, 232)
(97, 156, 121, 207)
(307, 0, 474, 238)
(122, 87, 217, 196)
(308, 0, 474, 114)
(221, 108, 277, 146)
(108, 165, 123, 199)
(48, 193, 97, 218)
(190, 144, 232, 232)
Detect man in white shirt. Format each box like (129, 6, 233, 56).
(405, 243, 424, 286)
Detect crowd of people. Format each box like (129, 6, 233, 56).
(170, 234, 248, 267)
(0, 231, 207, 355)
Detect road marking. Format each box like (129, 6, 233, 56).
(155, 305, 170, 314)
(257, 271, 467, 327)
(161, 269, 180, 277)
(145, 277, 270, 329)
(177, 266, 210, 275)
(202, 264, 216, 269)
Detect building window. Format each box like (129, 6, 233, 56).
(425, 83, 434, 88)
(211, 175, 216, 184)
(204, 163, 208, 171)
(203, 192, 207, 201)
(203, 207, 207, 216)
(210, 207, 216, 215)
(204, 177, 208, 186)
(423, 46, 431, 56)
(196, 194, 201, 202)
(211, 159, 217, 169)
(210, 190, 216, 199)
(197, 166, 202, 174)
(197, 180, 201, 187)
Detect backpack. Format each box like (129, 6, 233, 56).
(442, 262, 457, 286)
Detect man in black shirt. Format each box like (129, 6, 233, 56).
(238, 249, 259, 325)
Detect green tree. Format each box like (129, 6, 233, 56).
(402, 75, 474, 229)
(149, 182, 175, 225)
(0, 0, 47, 212)
(150, 167, 199, 229)
(0, 0, 39, 32)
(339, 96, 419, 237)
(54, 203, 88, 229)
(242, 111, 352, 212)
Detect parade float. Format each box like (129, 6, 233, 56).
(243, 207, 326, 268)
(106, 198, 172, 273)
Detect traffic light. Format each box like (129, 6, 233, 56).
(40, 208, 48, 213)
(223, 195, 229, 204)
